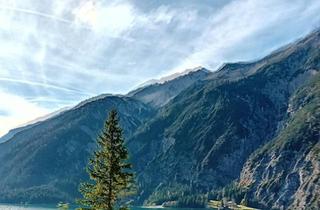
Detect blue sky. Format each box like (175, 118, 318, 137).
(0, 0, 320, 136)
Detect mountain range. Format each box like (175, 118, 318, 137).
(0, 29, 319, 209)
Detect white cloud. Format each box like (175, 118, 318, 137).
(73, 0, 135, 35)
(168, 0, 320, 73)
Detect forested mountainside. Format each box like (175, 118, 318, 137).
(127, 29, 320, 208)
(0, 96, 155, 203)
(0, 29, 319, 209)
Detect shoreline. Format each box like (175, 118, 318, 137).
(138, 205, 164, 208)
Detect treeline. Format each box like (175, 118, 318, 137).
(145, 182, 258, 208)
(208, 182, 263, 209)
(208, 182, 246, 204)
(0, 186, 70, 204)
(176, 195, 207, 208)
(146, 183, 208, 208)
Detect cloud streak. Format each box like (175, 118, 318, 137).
(0, 77, 92, 95)
(0, 4, 73, 24)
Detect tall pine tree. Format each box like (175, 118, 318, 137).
(78, 109, 133, 210)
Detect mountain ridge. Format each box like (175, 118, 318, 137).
(0, 68, 211, 144)
(0, 107, 71, 144)
(0, 29, 319, 210)
(132, 66, 209, 89)
(127, 28, 320, 208)
(127, 67, 211, 107)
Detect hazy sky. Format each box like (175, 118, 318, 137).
(0, 0, 320, 136)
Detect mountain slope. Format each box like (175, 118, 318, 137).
(0, 95, 155, 203)
(128, 29, 320, 206)
(239, 74, 320, 210)
(0, 107, 70, 144)
(0, 29, 319, 209)
(128, 68, 211, 107)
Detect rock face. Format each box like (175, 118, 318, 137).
(240, 75, 320, 210)
(0, 29, 319, 209)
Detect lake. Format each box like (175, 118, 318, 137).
(0, 205, 212, 210)
(0, 204, 57, 210)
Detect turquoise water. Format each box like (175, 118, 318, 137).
(0, 205, 210, 210)
(0, 204, 58, 209)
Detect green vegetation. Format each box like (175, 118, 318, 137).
(208, 183, 246, 204)
(176, 195, 207, 208)
(208, 199, 258, 210)
(145, 182, 258, 209)
(208, 182, 263, 209)
(145, 184, 207, 208)
(77, 110, 134, 210)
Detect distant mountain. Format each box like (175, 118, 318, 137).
(0, 107, 70, 144)
(0, 29, 319, 209)
(128, 67, 211, 107)
(0, 125, 33, 144)
(136, 66, 207, 88)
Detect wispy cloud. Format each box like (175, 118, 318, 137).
(0, 4, 73, 24)
(0, 0, 319, 135)
(0, 77, 92, 95)
(164, 0, 320, 74)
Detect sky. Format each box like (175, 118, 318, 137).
(0, 0, 320, 136)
